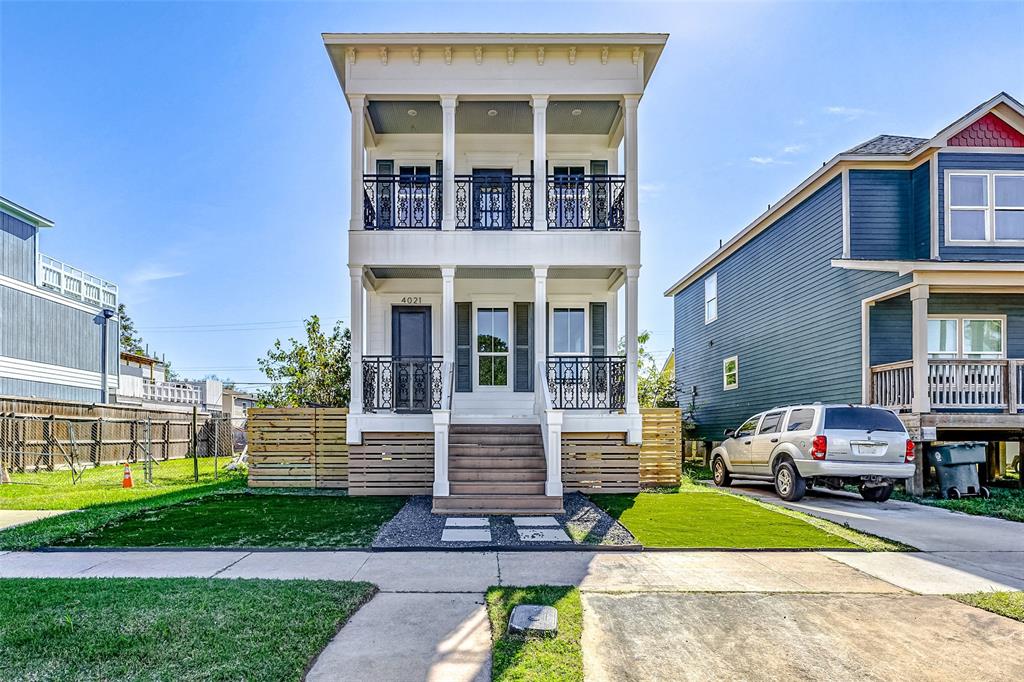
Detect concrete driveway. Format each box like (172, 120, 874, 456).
(0, 509, 67, 531)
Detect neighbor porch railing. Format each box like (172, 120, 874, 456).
(142, 379, 201, 405)
(454, 174, 533, 230)
(37, 254, 118, 309)
(545, 356, 626, 410)
(362, 356, 444, 413)
(871, 359, 1024, 412)
(362, 174, 443, 229)
(546, 174, 625, 229)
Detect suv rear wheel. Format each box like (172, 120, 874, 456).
(712, 457, 732, 487)
(859, 482, 893, 502)
(774, 460, 806, 501)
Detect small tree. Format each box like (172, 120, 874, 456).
(635, 330, 677, 409)
(256, 316, 351, 407)
(118, 303, 145, 355)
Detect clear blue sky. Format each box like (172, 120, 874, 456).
(3, 1, 1023, 388)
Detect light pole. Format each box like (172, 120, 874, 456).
(100, 308, 116, 404)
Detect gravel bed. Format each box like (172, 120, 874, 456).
(372, 493, 637, 548)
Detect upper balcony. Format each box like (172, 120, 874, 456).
(37, 253, 117, 309)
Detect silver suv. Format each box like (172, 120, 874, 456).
(711, 404, 915, 502)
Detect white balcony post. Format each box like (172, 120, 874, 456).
(441, 266, 456, 363)
(433, 410, 451, 497)
(544, 411, 563, 497)
(534, 266, 548, 371)
(625, 267, 640, 414)
(349, 266, 364, 415)
(441, 95, 458, 230)
(623, 95, 640, 231)
(532, 95, 549, 230)
(349, 95, 366, 231)
(910, 284, 930, 413)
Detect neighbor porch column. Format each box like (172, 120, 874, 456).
(532, 95, 549, 230)
(441, 266, 456, 364)
(910, 284, 930, 413)
(441, 95, 458, 230)
(349, 95, 366, 231)
(349, 266, 364, 415)
(534, 266, 548, 375)
(623, 95, 640, 232)
(625, 267, 640, 414)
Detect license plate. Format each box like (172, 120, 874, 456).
(853, 442, 885, 456)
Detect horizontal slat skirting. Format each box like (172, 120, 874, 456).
(246, 407, 350, 490)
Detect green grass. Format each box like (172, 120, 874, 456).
(895, 486, 1024, 523)
(55, 491, 407, 548)
(0, 577, 375, 682)
(0, 457, 241, 510)
(592, 489, 874, 549)
(952, 591, 1024, 622)
(486, 586, 583, 682)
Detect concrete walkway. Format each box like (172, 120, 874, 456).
(0, 509, 67, 531)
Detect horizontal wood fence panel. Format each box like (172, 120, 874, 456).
(561, 432, 640, 494)
(349, 433, 433, 496)
(639, 407, 682, 487)
(247, 407, 349, 489)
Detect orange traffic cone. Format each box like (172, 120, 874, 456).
(122, 463, 134, 488)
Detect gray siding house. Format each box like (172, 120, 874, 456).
(0, 196, 119, 403)
(665, 93, 1024, 492)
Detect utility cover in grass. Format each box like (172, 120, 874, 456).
(509, 604, 558, 637)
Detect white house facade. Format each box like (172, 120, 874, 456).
(325, 32, 667, 513)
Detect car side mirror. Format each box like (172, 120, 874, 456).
(723, 428, 735, 438)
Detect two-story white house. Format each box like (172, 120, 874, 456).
(325, 33, 667, 513)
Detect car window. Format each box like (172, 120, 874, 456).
(735, 415, 761, 438)
(824, 407, 905, 432)
(757, 411, 785, 435)
(786, 408, 816, 432)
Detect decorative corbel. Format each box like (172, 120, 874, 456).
(346, 47, 356, 64)
(444, 46, 452, 65)
(379, 46, 388, 65)
(474, 46, 483, 65)
(507, 47, 515, 65)
(568, 46, 576, 65)
(411, 46, 420, 65)
(536, 46, 545, 65)
(601, 46, 609, 65)
(631, 47, 640, 65)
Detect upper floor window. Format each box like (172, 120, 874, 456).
(928, 316, 1005, 359)
(704, 273, 718, 324)
(552, 308, 586, 354)
(947, 172, 1024, 244)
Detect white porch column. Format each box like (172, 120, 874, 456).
(910, 284, 931, 413)
(532, 95, 549, 230)
(625, 267, 640, 414)
(349, 95, 366, 231)
(441, 95, 458, 230)
(534, 266, 548, 371)
(349, 266, 364, 416)
(441, 266, 456, 364)
(433, 410, 451, 497)
(544, 411, 563, 497)
(623, 95, 640, 232)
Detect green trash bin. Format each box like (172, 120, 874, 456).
(927, 442, 991, 500)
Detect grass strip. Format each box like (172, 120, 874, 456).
(895, 486, 1024, 523)
(486, 585, 583, 682)
(0, 577, 374, 682)
(951, 591, 1024, 622)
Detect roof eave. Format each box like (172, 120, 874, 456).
(0, 196, 54, 228)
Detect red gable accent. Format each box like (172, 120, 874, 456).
(948, 112, 1024, 147)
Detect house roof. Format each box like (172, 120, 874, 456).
(0, 195, 54, 228)
(663, 91, 1024, 298)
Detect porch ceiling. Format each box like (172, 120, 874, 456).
(366, 99, 620, 135)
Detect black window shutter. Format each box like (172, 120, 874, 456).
(435, 159, 443, 176)
(514, 302, 533, 392)
(455, 302, 472, 392)
(590, 302, 607, 357)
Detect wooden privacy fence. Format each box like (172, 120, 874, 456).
(248, 406, 682, 493)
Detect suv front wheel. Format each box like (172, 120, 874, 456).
(774, 460, 806, 502)
(712, 457, 733, 487)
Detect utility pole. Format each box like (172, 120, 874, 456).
(191, 405, 199, 483)
(100, 308, 116, 404)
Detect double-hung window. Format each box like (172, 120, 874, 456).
(704, 273, 718, 324)
(552, 308, 586, 354)
(723, 355, 738, 390)
(928, 316, 1005, 360)
(947, 171, 1024, 244)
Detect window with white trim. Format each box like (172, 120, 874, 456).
(947, 172, 1024, 243)
(723, 355, 738, 390)
(552, 308, 586, 354)
(704, 273, 718, 324)
(928, 316, 1004, 360)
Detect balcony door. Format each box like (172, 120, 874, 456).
(472, 168, 513, 229)
(551, 165, 586, 228)
(391, 306, 432, 412)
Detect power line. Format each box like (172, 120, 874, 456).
(139, 316, 345, 331)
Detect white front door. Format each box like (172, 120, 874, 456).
(475, 306, 510, 390)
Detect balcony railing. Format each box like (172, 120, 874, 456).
(454, 175, 533, 230)
(545, 356, 626, 410)
(37, 254, 117, 309)
(362, 356, 444, 413)
(871, 359, 1024, 412)
(142, 379, 201, 405)
(363, 174, 442, 230)
(546, 174, 625, 230)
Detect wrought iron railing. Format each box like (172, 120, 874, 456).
(454, 175, 533, 230)
(37, 254, 118, 309)
(545, 356, 626, 410)
(362, 356, 444, 413)
(362, 174, 442, 229)
(546, 174, 625, 229)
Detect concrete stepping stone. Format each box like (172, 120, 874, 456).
(512, 516, 559, 527)
(444, 517, 489, 528)
(518, 528, 571, 543)
(441, 528, 492, 543)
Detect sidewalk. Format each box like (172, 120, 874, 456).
(0, 509, 68, 531)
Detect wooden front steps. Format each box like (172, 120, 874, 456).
(433, 424, 563, 515)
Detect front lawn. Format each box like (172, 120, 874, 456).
(952, 591, 1024, 622)
(486, 586, 583, 682)
(897, 486, 1024, 523)
(0, 578, 375, 682)
(591, 489, 901, 550)
(55, 491, 407, 548)
(0, 457, 242, 510)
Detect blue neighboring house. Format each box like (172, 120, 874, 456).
(665, 93, 1024, 491)
(0, 196, 120, 404)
